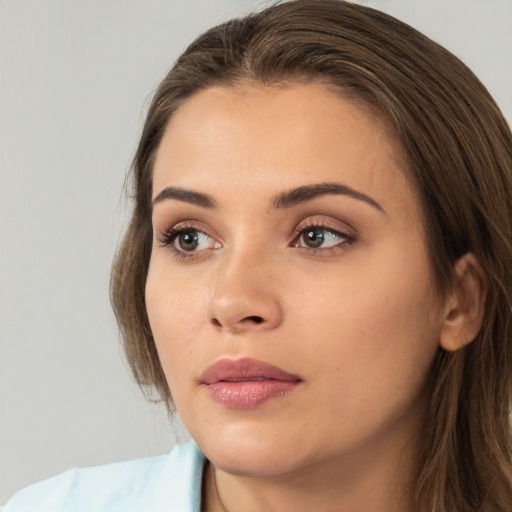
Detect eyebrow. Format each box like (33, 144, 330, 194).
(152, 182, 384, 213)
(271, 182, 385, 213)
(152, 187, 217, 209)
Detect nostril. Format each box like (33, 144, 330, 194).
(244, 316, 264, 324)
(209, 315, 266, 328)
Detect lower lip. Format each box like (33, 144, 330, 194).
(205, 380, 299, 409)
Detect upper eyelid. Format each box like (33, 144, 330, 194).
(294, 216, 357, 235)
(296, 223, 350, 234)
(157, 220, 217, 238)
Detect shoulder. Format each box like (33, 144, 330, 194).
(2, 442, 205, 512)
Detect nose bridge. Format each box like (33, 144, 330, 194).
(208, 240, 282, 332)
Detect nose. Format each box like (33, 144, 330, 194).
(208, 247, 283, 333)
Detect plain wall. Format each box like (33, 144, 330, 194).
(1, 0, 511, 503)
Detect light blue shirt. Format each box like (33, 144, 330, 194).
(2, 442, 206, 512)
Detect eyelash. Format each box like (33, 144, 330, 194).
(157, 220, 356, 260)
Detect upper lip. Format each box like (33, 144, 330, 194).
(200, 357, 302, 384)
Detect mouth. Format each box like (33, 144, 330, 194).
(200, 357, 302, 409)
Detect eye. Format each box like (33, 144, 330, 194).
(158, 224, 220, 258)
(174, 230, 213, 252)
(294, 224, 356, 251)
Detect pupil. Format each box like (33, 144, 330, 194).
(178, 231, 199, 251)
(305, 229, 324, 248)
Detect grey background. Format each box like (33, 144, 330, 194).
(1, 0, 511, 503)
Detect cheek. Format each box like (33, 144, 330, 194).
(145, 265, 207, 381)
(289, 251, 442, 400)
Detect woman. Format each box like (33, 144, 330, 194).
(4, 0, 512, 511)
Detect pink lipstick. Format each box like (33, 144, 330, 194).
(200, 358, 301, 409)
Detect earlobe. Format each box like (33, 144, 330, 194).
(440, 253, 488, 352)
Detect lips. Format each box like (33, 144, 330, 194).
(200, 357, 302, 409)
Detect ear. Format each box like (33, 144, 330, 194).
(440, 253, 488, 352)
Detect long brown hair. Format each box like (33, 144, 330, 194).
(111, 1, 512, 510)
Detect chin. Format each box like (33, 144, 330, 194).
(193, 424, 313, 478)
(207, 446, 304, 478)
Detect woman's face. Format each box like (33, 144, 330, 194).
(146, 83, 446, 477)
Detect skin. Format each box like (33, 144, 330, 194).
(145, 83, 451, 512)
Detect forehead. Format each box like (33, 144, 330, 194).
(152, 83, 418, 223)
